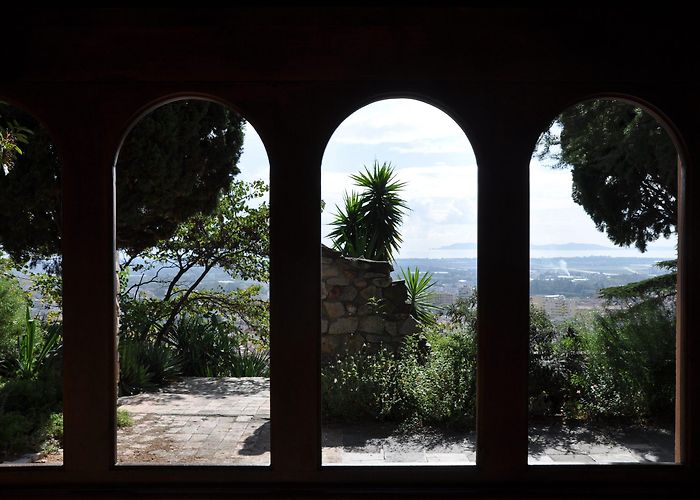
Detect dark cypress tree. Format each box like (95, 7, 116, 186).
(0, 100, 245, 263)
(538, 99, 677, 253)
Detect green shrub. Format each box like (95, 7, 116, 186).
(168, 315, 222, 376)
(0, 411, 35, 458)
(168, 314, 269, 377)
(118, 296, 170, 342)
(408, 324, 476, 428)
(528, 306, 576, 418)
(39, 412, 63, 454)
(528, 300, 675, 424)
(577, 301, 675, 422)
(322, 323, 477, 430)
(118, 337, 179, 396)
(118, 339, 153, 396)
(322, 345, 406, 422)
(118, 312, 270, 396)
(0, 272, 27, 360)
(45, 412, 63, 441)
(0, 373, 62, 415)
(0, 375, 63, 460)
(229, 348, 270, 377)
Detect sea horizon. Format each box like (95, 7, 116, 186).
(395, 247, 676, 260)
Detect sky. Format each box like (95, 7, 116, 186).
(236, 98, 676, 260)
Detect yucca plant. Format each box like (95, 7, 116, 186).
(351, 161, 408, 261)
(328, 161, 408, 262)
(328, 191, 370, 258)
(400, 267, 440, 326)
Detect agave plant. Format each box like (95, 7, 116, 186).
(14, 307, 62, 380)
(400, 267, 441, 326)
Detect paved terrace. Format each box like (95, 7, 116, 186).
(19, 377, 673, 466)
(117, 377, 673, 466)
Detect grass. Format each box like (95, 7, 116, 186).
(117, 408, 134, 428)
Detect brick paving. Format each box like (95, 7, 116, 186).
(119, 377, 672, 466)
(527, 422, 674, 465)
(117, 377, 270, 465)
(12, 377, 673, 466)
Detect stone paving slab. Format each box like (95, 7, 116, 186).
(9, 377, 673, 466)
(116, 377, 270, 465)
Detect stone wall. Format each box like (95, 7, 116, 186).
(321, 245, 417, 357)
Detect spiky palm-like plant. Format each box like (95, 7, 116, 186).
(329, 161, 408, 261)
(400, 267, 441, 325)
(328, 191, 369, 258)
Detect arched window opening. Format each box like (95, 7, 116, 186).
(528, 98, 679, 465)
(113, 99, 271, 466)
(320, 98, 478, 466)
(0, 101, 64, 466)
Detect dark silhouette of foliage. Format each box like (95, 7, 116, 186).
(538, 99, 677, 253)
(0, 100, 245, 263)
(0, 103, 62, 265)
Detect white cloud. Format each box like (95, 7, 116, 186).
(320, 98, 672, 258)
(321, 99, 479, 256)
(329, 99, 474, 154)
(237, 123, 270, 182)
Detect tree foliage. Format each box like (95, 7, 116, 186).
(0, 103, 62, 265)
(116, 100, 244, 256)
(0, 103, 33, 174)
(328, 161, 408, 261)
(598, 260, 677, 306)
(0, 268, 28, 357)
(538, 99, 677, 252)
(119, 179, 269, 345)
(0, 100, 245, 263)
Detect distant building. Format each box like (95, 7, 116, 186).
(431, 292, 456, 306)
(457, 285, 474, 299)
(530, 294, 609, 322)
(530, 294, 571, 322)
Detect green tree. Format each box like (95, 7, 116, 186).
(0, 264, 28, 358)
(445, 290, 478, 332)
(0, 100, 245, 264)
(119, 179, 269, 345)
(598, 260, 677, 307)
(538, 99, 677, 253)
(0, 103, 32, 174)
(328, 161, 408, 261)
(578, 301, 675, 420)
(0, 103, 61, 266)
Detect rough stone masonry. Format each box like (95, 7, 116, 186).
(321, 245, 417, 358)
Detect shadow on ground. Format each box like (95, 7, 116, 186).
(239, 421, 271, 456)
(323, 422, 476, 455)
(528, 421, 674, 462)
(159, 377, 269, 397)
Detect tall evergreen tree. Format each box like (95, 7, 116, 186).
(0, 100, 245, 263)
(537, 99, 677, 253)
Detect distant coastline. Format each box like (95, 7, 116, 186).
(435, 241, 673, 251)
(418, 242, 676, 261)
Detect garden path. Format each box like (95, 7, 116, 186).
(27, 377, 673, 466)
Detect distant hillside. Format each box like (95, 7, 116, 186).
(531, 243, 612, 250)
(435, 242, 477, 250)
(436, 242, 613, 251)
